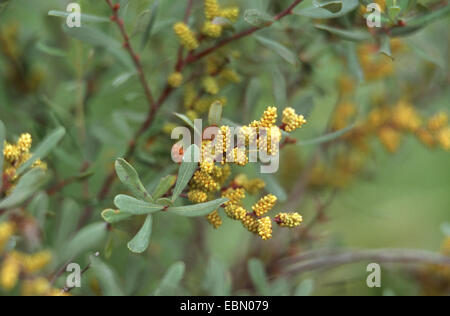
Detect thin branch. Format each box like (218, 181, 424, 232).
(282, 248, 450, 275)
(184, 0, 304, 65)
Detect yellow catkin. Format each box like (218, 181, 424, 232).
(194, 97, 213, 113)
(219, 7, 239, 22)
(213, 164, 231, 185)
(23, 250, 52, 273)
(252, 194, 277, 217)
(224, 205, 246, 220)
(186, 110, 198, 121)
(168, 72, 183, 88)
(202, 76, 219, 95)
(257, 217, 272, 240)
(220, 68, 241, 83)
(216, 126, 231, 164)
(173, 22, 199, 51)
(204, 0, 220, 20)
(437, 127, 450, 151)
(163, 123, 177, 135)
(0, 255, 20, 291)
(192, 170, 219, 192)
(22, 277, 50, 296)
(231, 148, 248, 166)
(416, 128, 436, 148)
(202, 22, 222, 38)
(259, 106, 278, 128)
(17, 133, 32, 152)
(235, 175, 266, 195)
(222, 188, 245, 206)
(241, 214, 258, 233)
(3, 142, 20, 163)
(282, 107, 307, 132)
(391, 101, 422, 132)
(378, 126, 401, 153)
(428, 112, 448, 132)
(0, 222, 16, 253)
(200, 161, 215, 174)
(275, 212, 303, 228)
(332, 102, 356, 131)
(206, 210, 222, 229)
(184, 84, 197, 109)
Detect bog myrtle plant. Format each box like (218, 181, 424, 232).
(0, 0, 449, 296)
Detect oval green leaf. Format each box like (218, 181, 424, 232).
(127, 215, 152, 253)
(114, 194, 164, 215)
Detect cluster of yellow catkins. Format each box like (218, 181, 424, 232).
(310, 68, 449, 190)
(202, 0, 239, 38)
(168, 1, 240, 90)
(2, 133, 46, 194)
(0, 221, 64, 295)
(184, 106, 306, 239)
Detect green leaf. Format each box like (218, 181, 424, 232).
(155, 197, 175, 207)
(314, 24, 371, 42)
(166, 198, 228, 217)
(345, 43, 364, 82)
(63, 24, 133, 70)
(294, 0, 359, 19)
(248, 258, 269, 296)
(254, 35, 298, 66)
(0, 169, 47, 209)
(16, 127, 66, 175)
(48, 10, 110, 23)
(244, 9, 274, 27)
(295, 279, 314, 296)
(203, 258, 232, 296)
(298, 123, 356, 146)
(154, 262, 185, 296)
(272, 66, 287, 106)
(36, 41, 67, 57)
(114, 195, 165, 215)
(59, 222, 107, 263)
(321, 0, 342, 13)
(115, 158, 153, 202)
(171, 144, 200, 201)
(127, 215, 152, 253)
(174, 112, 202, 137)
(28, 192, 49, 228)
(152, 175, 177, 199)
(55, 199, 81, 249)
(390, 5, 450, 37)
(101, 209, 133, 224)
(141, 1, 159, 49)
(379, 34, 393, 59)
(208, 100, 223, 126)
(91, 256, 125, 296)
(0, 120, 4, 191)
(387, 5, 402, 21)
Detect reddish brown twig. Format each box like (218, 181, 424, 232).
(79, 0, 306, 226)
(184, 0, 304, 66)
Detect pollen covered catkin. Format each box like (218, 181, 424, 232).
(173, 22, 199, 51)
(276, 213, 303, 228)
(282, 107, 307, 132)
(257, 217, 272, 240)
(168, 72, 183, 88)
(252, 194, 277, 217)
